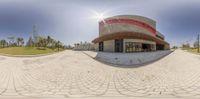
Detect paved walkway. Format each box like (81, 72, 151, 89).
(0, 50, 200, 99)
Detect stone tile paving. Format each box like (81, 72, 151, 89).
(0, 50, 200, 99)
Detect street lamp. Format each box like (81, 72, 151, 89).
(198, 34, 199, 53)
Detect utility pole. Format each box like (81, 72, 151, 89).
(198, 34, 200, 53)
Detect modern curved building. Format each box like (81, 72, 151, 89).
(92, 15, 170, 53)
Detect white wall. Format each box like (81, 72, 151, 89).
(100, 24, 155, 37)
(107, 15, 156, 28)
(99, 15, 156, 37)
(103, 40, 115, 52)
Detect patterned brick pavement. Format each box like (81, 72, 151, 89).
(0, 49, 200, 99)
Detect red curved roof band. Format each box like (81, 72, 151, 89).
(99, 18, 156, 36)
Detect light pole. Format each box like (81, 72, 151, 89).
(198, 34, 199, 53)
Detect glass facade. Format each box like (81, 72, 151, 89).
(98, 40, 157, 52)
(125, 42, 155, 53)
(125, 42, 142, 53)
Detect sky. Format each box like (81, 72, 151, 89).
(0, 0, 200, 47)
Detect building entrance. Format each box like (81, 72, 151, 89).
(115, 39, 123, 52)
(99, 42, 103, 51)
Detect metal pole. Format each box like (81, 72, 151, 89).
(198, 34, 199, 53)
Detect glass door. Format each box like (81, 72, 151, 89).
(115, 39, 123, 52)
(99, 42, 103, 51)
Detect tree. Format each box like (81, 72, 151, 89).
(194, 41, 199, 48)
(0, 40, 8, 48)
(182, 43, 190, 49)
(36, 37, 48, 49)
(7, 36, 15, 47)
(47, 36, 54, 48)
(25, 35, 64, 50)
(172, 46, 178, 49)
(16, 37, 24, 47)
(55, 41, 64, 51)
(47, 36, 51, 43)
(56, 41, 60, 51)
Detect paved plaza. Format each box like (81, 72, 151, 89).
(0, 49, 200, 99)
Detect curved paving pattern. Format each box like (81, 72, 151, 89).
(0, 50, 200, 98)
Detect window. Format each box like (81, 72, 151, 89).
(125, 42, 141, 53)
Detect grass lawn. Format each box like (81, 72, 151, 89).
(0, 47, 61, 55)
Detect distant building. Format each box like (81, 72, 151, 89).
(92, 15, 170, 52)
(74, 42, 95, 50)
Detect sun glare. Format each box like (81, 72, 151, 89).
(90, 10, 107, 22)
(95, 13, 105, 21)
